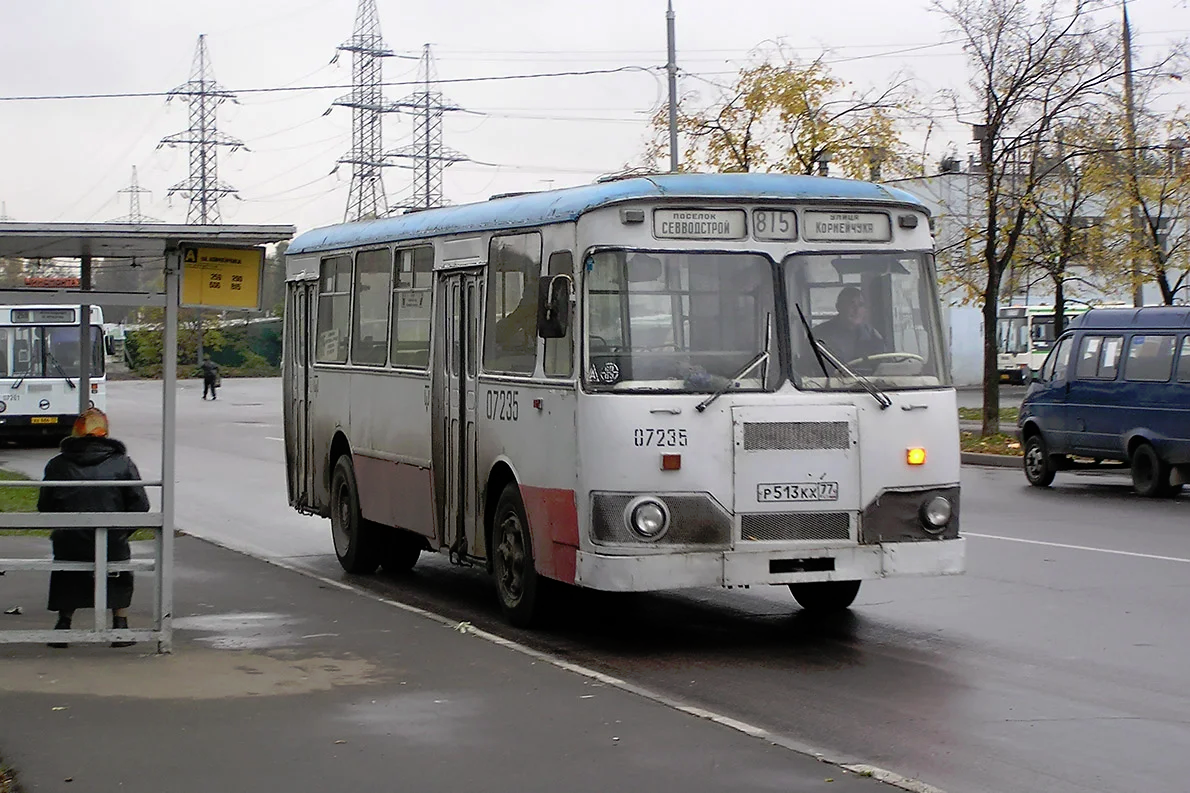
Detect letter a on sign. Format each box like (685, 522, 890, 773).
(183, 248, 198, 264)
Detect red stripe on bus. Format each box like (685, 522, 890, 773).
(519, 485, 579, 584)
(352, 453, 436, 540)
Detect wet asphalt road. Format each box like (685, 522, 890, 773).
(3, 379, 1187, 793)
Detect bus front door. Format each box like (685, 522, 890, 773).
(436, 270, 483, 560)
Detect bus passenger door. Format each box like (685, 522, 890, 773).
(283, 280, 316, 510)
(436, 269, 483, 558)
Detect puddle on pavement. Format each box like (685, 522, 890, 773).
(173, 611, 304, 650)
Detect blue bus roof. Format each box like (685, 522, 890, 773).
(1072, 307, 1190, 330)
(288, 173, 928, 255)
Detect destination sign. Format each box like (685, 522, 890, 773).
(12, 308, 76, 324)
(653, 208, 746, 240)
(802, 211, 892, 242)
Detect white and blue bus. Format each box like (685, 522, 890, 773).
(0, 304, 106, 440)
(283, 174, 965, 626)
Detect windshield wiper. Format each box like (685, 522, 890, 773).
(795, 304, 831, 384)
(794, 303, 891, 410)
(45, 350, 76, 390)
(695, 313, 772, 414)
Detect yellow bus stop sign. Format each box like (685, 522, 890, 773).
(180, 245, 264, 309)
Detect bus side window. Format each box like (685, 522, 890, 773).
(350, 248, 392, 366)
(543, 251, 574, 378)
(390, 246, 433, 369)
(315, 255, 352, 364)
(483, 232, 541, 375)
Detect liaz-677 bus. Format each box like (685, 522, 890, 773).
(283, 174, 964, 626)
(0, 304, 106, 440)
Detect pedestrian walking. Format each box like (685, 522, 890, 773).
(38, 407, 150, 648)
(201, 354, 220, 400)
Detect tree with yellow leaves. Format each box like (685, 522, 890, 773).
(646, 46, 915, 180)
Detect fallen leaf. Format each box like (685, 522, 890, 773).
(333, 740, 346, 745)
(455, 621, 472, 634)
(4, 606, 21, 615)
(52, 706, 67, 711)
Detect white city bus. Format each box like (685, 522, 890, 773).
(0, 304, 106, 440)
(997, 304, 1091, 383)
(283, 174, 965, 626)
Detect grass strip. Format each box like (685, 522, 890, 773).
(958, 406, 1020, 423)
(960, 432, 1023, 457)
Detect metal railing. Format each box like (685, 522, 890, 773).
(0, 478, 172, 651)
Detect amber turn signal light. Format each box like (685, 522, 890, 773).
(906, 447, 927, 466)
(661, 454, 681, 471)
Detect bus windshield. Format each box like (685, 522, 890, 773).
(585, 250, 775, 392)
(787, 252, 948, 390)
(0, 325, 105, 379)
(998, 316, 1029, 354)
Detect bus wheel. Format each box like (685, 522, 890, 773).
(492, 484, 540, 628)
(1131, 443, 1173, 498)
(788, 581, 861, 613)
(381, 530, 423, 574)
(1023, 434, 1056, 488)
(330, 456, 382, 574)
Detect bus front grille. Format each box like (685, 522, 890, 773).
(740, 512, 851, 542)
(742, 421, 850, 451)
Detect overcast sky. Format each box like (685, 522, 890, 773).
(2, 0, 1188, 235)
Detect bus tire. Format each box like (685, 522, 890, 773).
(381, 530, 423, 574)
(1023, 433, 1056, 488)
(1131, 442, 1173, 498)
(330, 455, 382, 574)
(492, 483, 541, 628)
(788, 580, 861, 613)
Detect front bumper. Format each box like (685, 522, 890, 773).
(574, 537, 966, 592)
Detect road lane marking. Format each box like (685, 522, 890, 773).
(965, 533, 1190, 564)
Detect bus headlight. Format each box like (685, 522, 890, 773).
(625, 497, 670, 541)
(920, 496, 953, 533)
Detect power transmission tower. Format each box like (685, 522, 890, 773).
(332, 0, 399, 221)
(389, 44, 467, 211)
(160, 34, 243, 225)
(110, 167, 162, 223)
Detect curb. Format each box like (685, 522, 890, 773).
(961, 452, 1021, 468)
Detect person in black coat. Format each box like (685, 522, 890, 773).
(38, 407, 150, 648)
(200, 354, 220, 400)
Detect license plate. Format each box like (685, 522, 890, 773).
(31, 416, 57, 425)
(999, 373, 1010, 382)
(756, 482, 839, 502)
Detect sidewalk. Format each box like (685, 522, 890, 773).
(0, 534, 885, 793)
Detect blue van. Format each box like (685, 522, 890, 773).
(1018, 307, 1190, 497)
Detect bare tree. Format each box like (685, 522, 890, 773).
(935, 0, 1127, 435)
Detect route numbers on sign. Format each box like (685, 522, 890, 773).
(180, 245, 265, 310)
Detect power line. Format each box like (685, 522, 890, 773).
(0, 66, 657, 103)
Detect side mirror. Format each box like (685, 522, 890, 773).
(537, 274, 573, 339)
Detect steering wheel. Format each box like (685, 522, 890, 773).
(590, 335, 619, 353)
(846, 352, 926, 368)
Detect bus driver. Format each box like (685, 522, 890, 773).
(814, 286, 888, 365)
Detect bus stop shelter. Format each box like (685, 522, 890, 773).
(0, 223, 294, 652)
